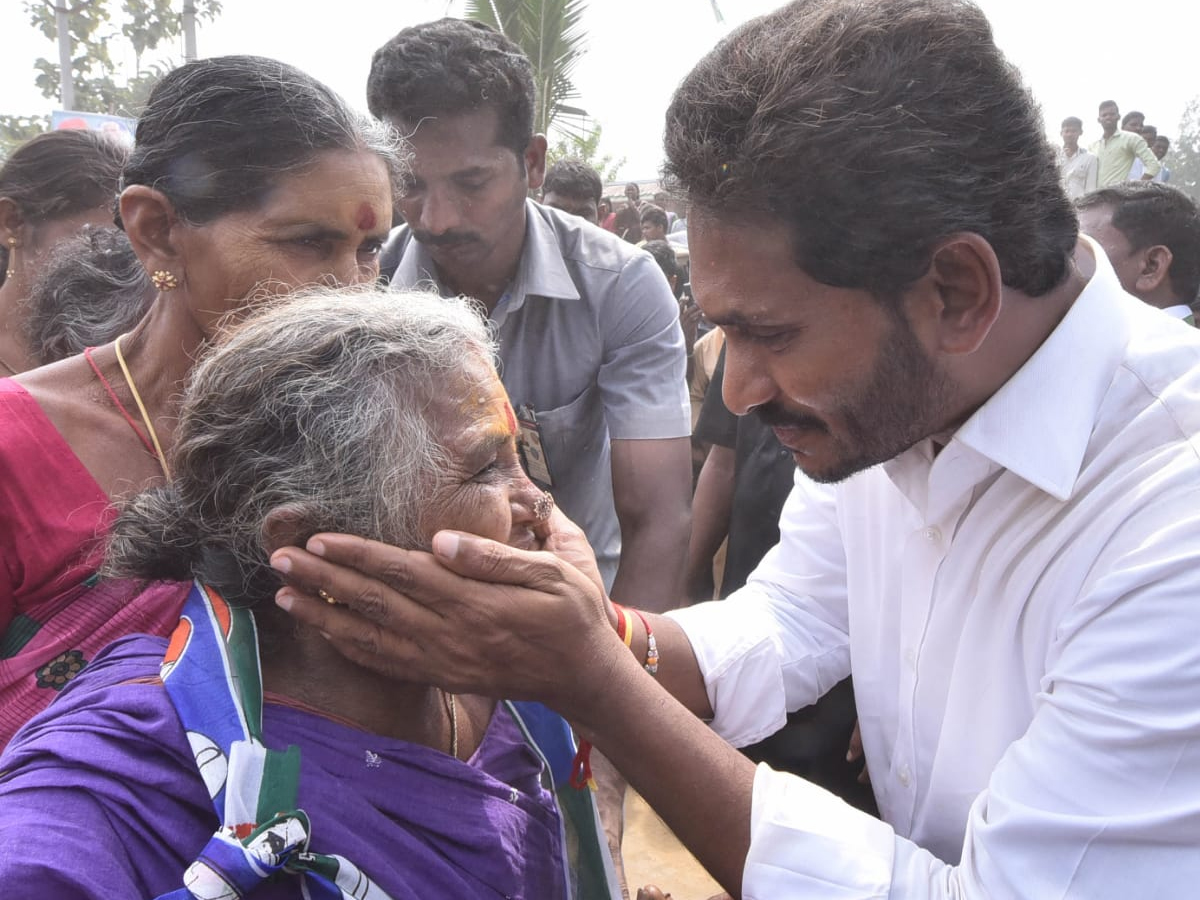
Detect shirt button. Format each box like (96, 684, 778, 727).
(898, 765, 912, 787)
(922, 526, 942, 543)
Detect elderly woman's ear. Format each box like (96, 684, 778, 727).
(261, 504, 320, 555)
(117, 185, 182, 281)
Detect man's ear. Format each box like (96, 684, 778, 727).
(1135, 244, 1173, 295)
(524, 134, 548, 192)
(261, 504, 317, 555)
(910, 233, 1003, 356)
(118, 185, 183, 276)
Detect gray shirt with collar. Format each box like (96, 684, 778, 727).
(383, 199, 691, 586)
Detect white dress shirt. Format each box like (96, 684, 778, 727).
(668, 240, 1200, 898)
(1057, 146, 1098, 199)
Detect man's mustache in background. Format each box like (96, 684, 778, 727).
(411, 229, 482, 248)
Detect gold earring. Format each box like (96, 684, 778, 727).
(5, 238, 14, 280)
(151, 270, 179, 292)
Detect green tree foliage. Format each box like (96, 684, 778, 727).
(22, 0, 222, 117)
(464, 0, 588, 139)
(1171, 98, 1200, 202)
(548, 122, 624, 183)
(0, 115, 52, 162)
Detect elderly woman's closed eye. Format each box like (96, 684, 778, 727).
(0, 288, 613, 900)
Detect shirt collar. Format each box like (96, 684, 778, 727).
(885, 236, 1131, 503)
(951, 236, 1131, 501)
(391, 200, 579, 320)
(506, 200, 581, 311)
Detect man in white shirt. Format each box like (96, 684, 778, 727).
(1153, 134, 1174, 183)
(1057, 116, 1098, 199)
(1078, 182, 1200, 324)
(273, 1, 1200, 897)
(1128, 124, 1171, 182)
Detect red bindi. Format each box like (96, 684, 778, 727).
(356, 204, 377, 231)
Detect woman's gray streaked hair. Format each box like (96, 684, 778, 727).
(104, 285, 496, 606)
(24, 227, 155, 365)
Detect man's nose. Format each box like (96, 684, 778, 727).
(721, 343, 776, 415)
(417, 187, 462, 235)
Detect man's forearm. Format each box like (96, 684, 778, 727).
(610, 437, 694, 611)
(609, 506, 691, 611)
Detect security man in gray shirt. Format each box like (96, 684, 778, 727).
(369, 18, 693, 605)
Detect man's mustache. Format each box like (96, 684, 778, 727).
(754, 401, 829, 434)
(411, 229, 481, 248)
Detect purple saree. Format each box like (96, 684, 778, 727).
(0, 634, 567, 898)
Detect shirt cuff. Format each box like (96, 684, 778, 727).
(606, 403, 692, 440)
(666, 600, 789, 747)
(744, 763, 895, 900)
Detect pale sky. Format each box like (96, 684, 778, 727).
(3, 0, 1198, 180)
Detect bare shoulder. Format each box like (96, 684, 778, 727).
(15, 351, 163, 497)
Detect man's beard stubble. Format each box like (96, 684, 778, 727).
(755, 311, 954, 484)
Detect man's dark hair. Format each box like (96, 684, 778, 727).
(663, 0, 1076, 300)
(640, 204, 669, 231)
(1156, 136, 1171, 150)
(367, 18, 535, 156)
(1077, 183, 1200, 303)
(544, 159, 603, 203)
(1061, 116, 1083, 130)
(122, 55, 404, 227)
(1140, 125, 1157, 139)
(643, 239, 681, 297)
(1121, 110, 1145, 128)
(1099, 100, 1119, 112)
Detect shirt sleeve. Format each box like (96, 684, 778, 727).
(1132, 135, 1162, 177)
(596, 251, 691, 440)
(666, 472, 852, 747)
(734, 494, 1200, 899)
(1084, 154, 1099, 194)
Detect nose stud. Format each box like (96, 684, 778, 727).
(533, 491, 554, 521)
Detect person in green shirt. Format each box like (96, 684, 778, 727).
(1090, 100, 1160, 186)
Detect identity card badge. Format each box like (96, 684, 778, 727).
(516, 404, 554, 488)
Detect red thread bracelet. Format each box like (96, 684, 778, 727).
(571, 603, 631, 789)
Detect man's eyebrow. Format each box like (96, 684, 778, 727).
(707, 311, 792, 331)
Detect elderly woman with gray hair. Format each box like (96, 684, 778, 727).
(0, 289, 619, 900)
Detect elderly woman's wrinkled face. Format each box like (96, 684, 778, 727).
(172, 148, 393, 338)
(421, 354, 547, 551)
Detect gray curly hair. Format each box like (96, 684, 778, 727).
(104, 285, 496, 606)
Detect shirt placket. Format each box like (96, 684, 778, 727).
(891, 444, 984, 834)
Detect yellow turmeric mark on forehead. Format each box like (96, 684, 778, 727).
(457, 376, 517, 439)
